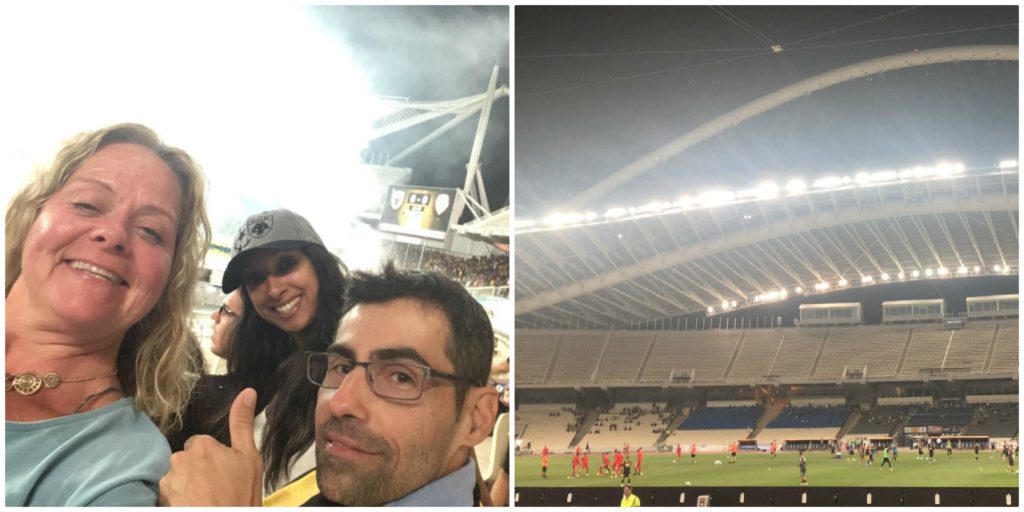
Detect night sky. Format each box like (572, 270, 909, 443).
(516, 5, 1018, 215)
(311, 6, 510, 211)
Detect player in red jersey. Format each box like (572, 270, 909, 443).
(690, 443, 697, 463)
(770, 440, 777, 460)
(581, 451, 591, 476)
(675, 443, 683, 463)
(635, 447, 644, 476)
(613, 449, 624, 477)
(600, 451, 612, 476)
(571, 451, 580, 478)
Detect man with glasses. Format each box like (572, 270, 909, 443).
(159, 264, 499, 506)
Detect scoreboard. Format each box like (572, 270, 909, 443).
(379, 185, 459, 241)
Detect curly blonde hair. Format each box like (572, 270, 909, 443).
(6, 123, 211, 434)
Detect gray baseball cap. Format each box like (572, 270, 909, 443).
(222, 209, 325, 293)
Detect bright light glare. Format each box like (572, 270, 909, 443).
(698, 190, 735, 207)
(812, 176, 843, 189)
(785, 179, 807, 195)
(911, 270, 921, 278)
(794, 286, 803, 294)
(957, 266, 968, 274)
(925, 268, 934, 277)
(707, 306, 715, 314)
(998, 160, 1018, 169)
(881, 273, 891, 281)
(2, 5, 382, 268)
(937, 267, 949, 276)
(838, 278, 848, 287)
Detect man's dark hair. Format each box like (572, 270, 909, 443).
(342, 261, 494, 413)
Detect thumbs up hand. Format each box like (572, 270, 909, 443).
(159, 388, 263, 506)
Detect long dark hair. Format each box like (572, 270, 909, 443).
(213, 244, 346, 491)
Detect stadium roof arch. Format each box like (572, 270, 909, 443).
(516, 42, 1018, 330)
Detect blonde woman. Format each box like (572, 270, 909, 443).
(5, 123, 211, 505)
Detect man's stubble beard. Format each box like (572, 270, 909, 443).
(315, 415, 460, 506)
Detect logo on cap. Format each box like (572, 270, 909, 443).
(233, 213, 275, 253)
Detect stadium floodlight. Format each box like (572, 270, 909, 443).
(707, 306, 714, 314)
(676, 195, 697, 209)
(855, 172, 872, 185)
(794, 286, 803, 294)
(911, 270, 920, 278)
(812, 176, 843, 189)
(993, 265, 1002, 272)
(957, 266, 968, 275)
(934, 162, 965, 177)
(730, 300, 738, 308)
(815, 282, 829, 291)
(779, 288, 788, 299)
(861, 275, 873, 284)
(785, 179, 807, 195)
(698, 190, 735, 207)
(584, 211, 598, 221)
(605, 207, 627, 219)
(838, 278, 848, 287)
(754, 181, 779, 200)
(871, 171, 899, 182)
(973, 265, 981, 273)
(1000, 265, 1010, 274)
(998, 160, 1018, 169)
(897, 272, 906, 280)
(881, 273, 891, 281)
(515, 219, 537, 229)
(937, 267, 949, 276)
(925, 268, 934, 277)
(721, 301, 729, 309)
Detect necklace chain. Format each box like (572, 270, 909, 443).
(5, 370, 118, 395)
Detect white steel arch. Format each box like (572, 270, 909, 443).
(565, 45, 1018, 209)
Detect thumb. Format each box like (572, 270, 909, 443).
(229, 387, 259, 457)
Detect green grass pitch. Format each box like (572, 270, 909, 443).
(516, 451, 1019, 488)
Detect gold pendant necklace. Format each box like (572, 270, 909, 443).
(5, 370, 118, 395)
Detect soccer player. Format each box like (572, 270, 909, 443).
(541, 452, 549, 479)
(613, 449, 624, 478)
(600, 451, 611, 477)
(892, 444, 898, 462)
(928, 441, 935, 463)
(636, 447, 644, 476)
(620, 457, 633, 487)
(880, 446, 893, 471)
(729, 442, 737, 464)
(675, 443, 682, 463)
(542, 445, 549, 458)
(945, 439, 953, 458)
(975, 444, 980, 461)
(582, 451, 591, 477)
(571, 451, 580, 478)
(1007, 446, 1016, 474)
(866, 443, 875, 466)
(690, 443, 697, 464)
(848, 441, 856, 462)
(770, 440, 777, 460)
(798, 450, 808, 486)
(917, 441, 924, 461)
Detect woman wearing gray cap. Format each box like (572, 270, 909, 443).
(187, 209, 347, 497)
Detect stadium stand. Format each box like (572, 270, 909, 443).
(813, 327, 908, 379)
(680, 405, 762, 430)
(769, 331, 826, 380)
(640, 331, 741, 384)
(988, 323, 1019, 374)
(847, 406, 908, 436)
(547, 332, 605, 385)
(727, 330, 783, 382)
(964, 403, 1019, 439)
(514, 331, 559, 385)
(582, 403, 669, 451)
(516, 404, 582, 451)
(899, 327, 953, 377)
(766, 405, 851, 429)
(593, 331, 654, 384)
(905, 405, 975, 434)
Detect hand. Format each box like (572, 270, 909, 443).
(159, 388, 263, 506)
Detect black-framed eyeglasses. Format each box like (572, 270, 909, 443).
(217, 304, 237, 318)
(305, 351, 484, 401)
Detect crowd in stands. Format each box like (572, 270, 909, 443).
(394, 249, 509, 291)
(973, 403, 1018, 428)
(769, 405, 850, 428)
